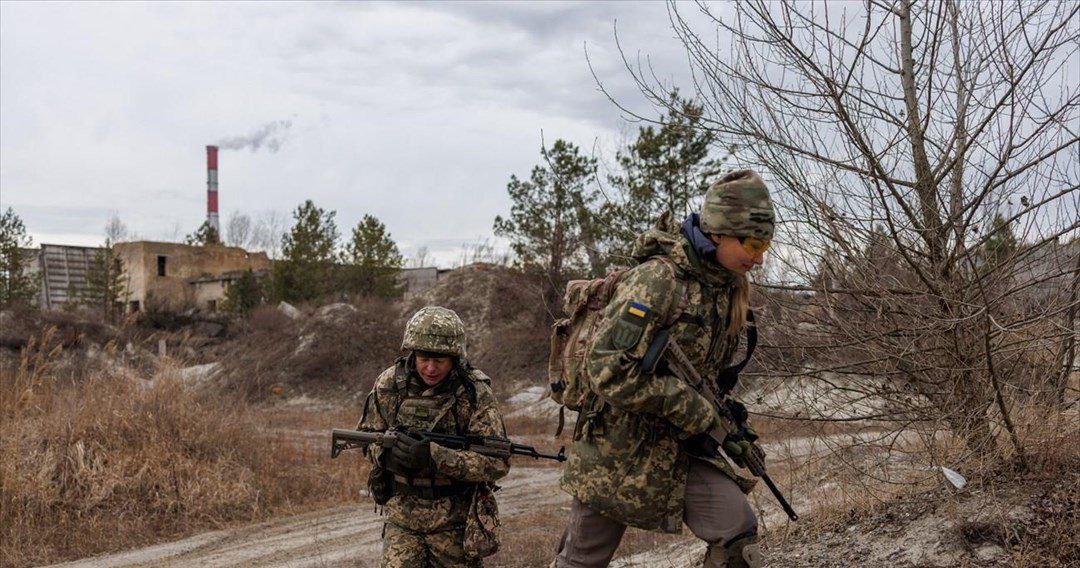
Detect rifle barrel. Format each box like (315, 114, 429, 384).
(760, 473, 798, 521)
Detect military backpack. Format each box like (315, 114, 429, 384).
(547, 257, 689, 435)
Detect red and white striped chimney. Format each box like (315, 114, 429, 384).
(206, 145, 219, 233)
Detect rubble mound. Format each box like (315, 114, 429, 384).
(0, 307, 119, 352)
(767, 471, 1079, 568)
(213, 300, 400, 400)
(405, 264, 552, 393)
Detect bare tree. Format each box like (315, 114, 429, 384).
(252, 209, 288, 259)
(612, 0, 1079, 476)
(104, 213, 129, 244)
(410, 245, 431, 268)
(226, 211, 253, 248)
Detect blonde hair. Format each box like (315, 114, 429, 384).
(727, 275, 750, 337)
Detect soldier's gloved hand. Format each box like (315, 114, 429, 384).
(387, 432, 433, 474)
(722, 426, 761, 469)
(684, 432, 720, 458)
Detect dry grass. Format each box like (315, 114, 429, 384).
(0, 327, 367, 568)
(757, 398, 1079, 567)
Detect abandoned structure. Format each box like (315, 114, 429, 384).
(20, 244, 102, 309)
(20, 240, 441, 312)
(113, 241, 271, 313)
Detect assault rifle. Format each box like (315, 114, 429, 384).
(651, 332, 799, 521)
(330, 428, 567, 462)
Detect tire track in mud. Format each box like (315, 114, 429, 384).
(46, 468, 565, 568)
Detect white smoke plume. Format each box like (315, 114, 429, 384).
(218, 119, 293, 152)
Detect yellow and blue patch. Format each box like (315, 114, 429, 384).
(611, 301, 650, 350)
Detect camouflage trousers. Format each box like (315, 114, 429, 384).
(381, 522, 482, 568)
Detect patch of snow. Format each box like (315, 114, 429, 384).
(178, 362, 219, 384)
(278, 301, 302, 320)
(313, 303, 357, 324)
(507, 386, 547, 405)
(284, 395, 337, 410)
(975, 544, 1005, 561)
(294, 333, 315, 356)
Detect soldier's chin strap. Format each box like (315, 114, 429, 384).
(715, 310, 756, 397)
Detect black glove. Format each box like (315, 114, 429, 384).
(386, 432, 433, 475)
(684, 432, 720, 458)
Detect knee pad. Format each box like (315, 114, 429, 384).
(703, 532, 761, 568)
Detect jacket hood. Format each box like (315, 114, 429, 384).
(630, 212, 736, 287)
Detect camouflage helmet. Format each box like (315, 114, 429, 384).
(402, 306, 467, 358)
(699, 169, 775, 240)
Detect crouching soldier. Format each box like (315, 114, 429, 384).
(357, 306, 509, 567)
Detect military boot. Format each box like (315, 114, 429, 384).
(703, 532, 762, 568)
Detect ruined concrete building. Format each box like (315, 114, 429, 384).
(113, 241, 270, 313)
(21, 240, 440, 312)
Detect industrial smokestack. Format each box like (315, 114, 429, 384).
(206, 145, 219, 234)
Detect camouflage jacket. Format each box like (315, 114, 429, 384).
(560, 218, 751, 533)
(357, 358, 510, 533)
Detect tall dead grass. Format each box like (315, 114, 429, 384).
(0, 328, 366, 568)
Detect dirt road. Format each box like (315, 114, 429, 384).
(46, 468, 567, 568)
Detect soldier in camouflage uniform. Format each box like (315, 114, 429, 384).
(357, 306, 510, 568)
(555, 170, 776, 568)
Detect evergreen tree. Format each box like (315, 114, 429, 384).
(341, 214, 404, 298)
(185, 221, 221, 246)
(83, 239, 127, 321)
(982, 212, 1019, 267)
(604, 91, 731, 253)
(0, 207, 37, 307)
(222, 269, 262, 316)
(271, 200, 339, 303)
(494, 139, 599, 282)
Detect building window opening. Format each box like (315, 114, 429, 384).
(157, 256, 167, 277)
(208, 299, 217, 313)
(130, 300, 140, 313)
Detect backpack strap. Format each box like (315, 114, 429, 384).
(650, 256, 689, 326)
(714, 309, 756, 396)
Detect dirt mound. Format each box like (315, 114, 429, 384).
(765, 470, 1079, 568)
(405, 265, 553, 395)
(213, 300, 401, 401)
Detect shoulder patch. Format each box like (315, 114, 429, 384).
(611, 301, 650, 350)
(627, 302, 649, 318)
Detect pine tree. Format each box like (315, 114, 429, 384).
(982, 212, 1019, 267)
(222, 269, 262, 316)
(494, 139, 599, 282)
(341, 215, 404, 298)
(83, 239, 127, 321)
(271, 200, 339, 303)
(0, 207, 37, 307)
(604, 91, 731, 253)
(185, 221, 221, 246)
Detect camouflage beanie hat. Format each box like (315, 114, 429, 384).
(402, 306, 467, 358)
(699, 169, 775, 240)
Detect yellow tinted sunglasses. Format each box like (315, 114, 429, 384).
(738, 236, 771, 256)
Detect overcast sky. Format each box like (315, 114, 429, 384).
(1, 1, 720, 267)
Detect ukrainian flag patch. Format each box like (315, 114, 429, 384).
(627, 302, 649, 318)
